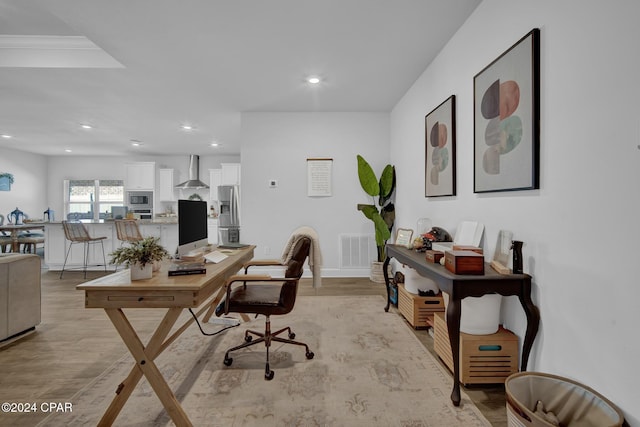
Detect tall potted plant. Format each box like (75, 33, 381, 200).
(356, 155, 396, 282)
(109, 236, 170, 280)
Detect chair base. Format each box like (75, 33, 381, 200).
(223, 315, 314, 380)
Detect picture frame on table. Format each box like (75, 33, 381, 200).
(425, 95, 456, 197)
(395, 228, 414, 248)
(473, 28, 540, 193)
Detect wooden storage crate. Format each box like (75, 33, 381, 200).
(433, 311, 519, 385)
(397, 283, 444, 329)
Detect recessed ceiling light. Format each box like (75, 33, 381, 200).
(64, 149, 72, 153)
(307, 76, 321, 84)
(181, 124, 193, 131)
(1, 134, 11, 139)
(130, 139, 143, 147)
(80, 124, 92, 129)
(210, 142, 219, 147)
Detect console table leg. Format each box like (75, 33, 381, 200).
(446, 297, 462, 407)
(518, 287, 540, 371)
(383, 256, 391, 312)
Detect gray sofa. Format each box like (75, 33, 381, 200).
(0, 253, 41, 342)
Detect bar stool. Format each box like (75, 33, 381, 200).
(115, 219, 143, 245)
(60, 221, 108, 279)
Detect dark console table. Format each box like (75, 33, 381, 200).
(383, 244, 540, 407)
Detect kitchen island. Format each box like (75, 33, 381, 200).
(43, 220, 179, 271)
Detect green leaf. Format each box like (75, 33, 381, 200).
(378, 165, 395, 206)
(372, 213, 391, 246)
(357, 155, 379, 197)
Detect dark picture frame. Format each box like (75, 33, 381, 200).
(425, 95, 456, 197)
(473, 28, 540, 193)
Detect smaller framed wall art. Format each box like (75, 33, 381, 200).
(425, 95, 456, 197)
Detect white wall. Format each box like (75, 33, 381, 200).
(240, 112, 389, 276)
(0, 147, 48, 220)
(391, 0, 640, 423)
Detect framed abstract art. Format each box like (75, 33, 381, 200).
(425, 95, 456, 197)
(474, 28, 540, 193)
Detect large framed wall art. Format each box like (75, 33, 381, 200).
(474, 28, 540, 193)
(425, 95, 456, 197)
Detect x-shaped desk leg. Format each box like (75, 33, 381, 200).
(98, 307, 192, 427)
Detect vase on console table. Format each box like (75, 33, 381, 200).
(511, 240, 523, 274)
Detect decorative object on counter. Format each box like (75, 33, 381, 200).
(0, 172, 14, 191)
(8, 207, 25, 225)
(109, 236, 169, 280)
(43, 207, 55, 222)
(511, 240, 524, 274)
(356, 154, 395, 264)
(425, 95, 456, 197)
(188, 193, 203, 201)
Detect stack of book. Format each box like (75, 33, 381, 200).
(168, 262, 206, 276)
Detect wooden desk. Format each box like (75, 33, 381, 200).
(0, 223, 45, 252)
(77, 245, 255, 426)
(383, 244, 539, 407)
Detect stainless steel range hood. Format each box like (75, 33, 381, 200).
(175, 155, 209, 189)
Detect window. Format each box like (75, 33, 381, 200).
(64, 179, 124, 220)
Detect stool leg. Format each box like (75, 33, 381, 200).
(60, 241, 73, 279)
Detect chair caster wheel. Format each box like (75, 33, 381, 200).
(265, 365, 274, 380)
(289, 332, 296, 339)
(245, 335, 253, 343)
(306, 351, 314, 359)
(223, 357, 233, 366)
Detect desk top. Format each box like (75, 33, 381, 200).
(77, 245, 255, 308)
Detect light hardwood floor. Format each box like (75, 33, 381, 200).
(0, 268, 506, 426)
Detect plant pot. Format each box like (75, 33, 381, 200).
(369, 261, 391, 283)
(152, 261, 161, 272)
(130, 262, 153, 280)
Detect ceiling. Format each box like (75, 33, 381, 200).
(0, 0, 481, 157)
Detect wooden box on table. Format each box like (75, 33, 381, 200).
(397, 283, 444, 329)
(433, 312, 519, 385)
(444, 250, 484, 275)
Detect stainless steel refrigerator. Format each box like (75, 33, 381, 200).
(217, 185, 242, 246)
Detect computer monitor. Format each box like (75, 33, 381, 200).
(177, 199, 208, 257)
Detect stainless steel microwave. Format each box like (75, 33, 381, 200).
(127, 191, 153, 208)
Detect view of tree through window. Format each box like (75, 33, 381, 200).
(66, 179, 124, 220)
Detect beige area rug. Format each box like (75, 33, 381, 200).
(38, 296, 491, 427)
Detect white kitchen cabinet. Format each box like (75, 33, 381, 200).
(125, 162, 156, 190)
(158, 168, 176, 201)
(207, 218, 218, 245)
(221, 163, 241, 185)
(209, 169, 222, 201)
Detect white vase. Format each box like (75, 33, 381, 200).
(130, 262, 153, 280)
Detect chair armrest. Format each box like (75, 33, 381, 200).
(226, 274, 273, 284)
(243, 259, 284, 273)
